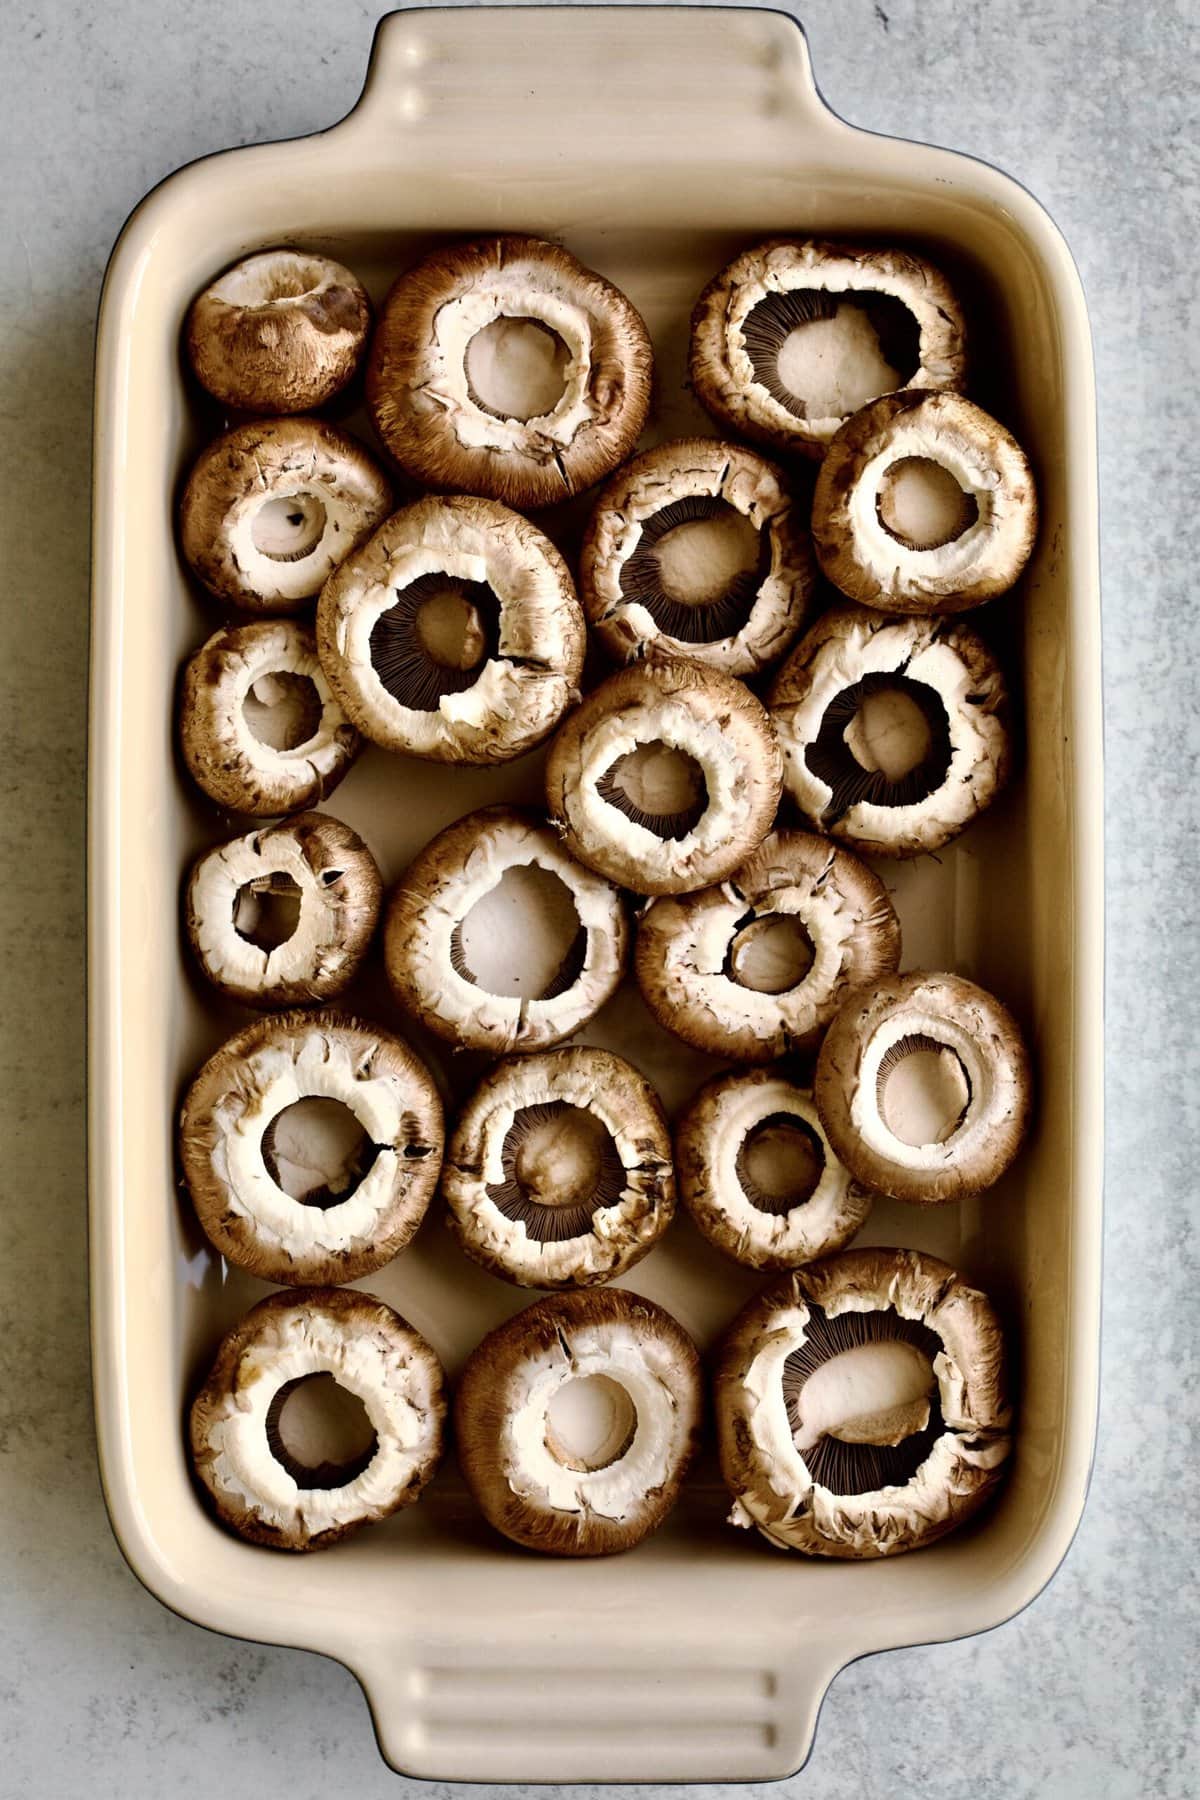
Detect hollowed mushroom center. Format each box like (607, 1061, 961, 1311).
(414, 586, 489, 672)
(242, 670, 323, 751)
(454, 864, 586, 1001)
(876, 457, 978, 550)
(792, 1341, 936, 1453)
(877, 1032, 972, 1146)
(261, 1096, 379, 1208)
(490, 1100, 626, 1243)
(656, 506, 761, 608)
(370, 574, 499, 711)
(233, 872, 302, 951)
(596, 741, 709, 840)
(620, 496, 768, 644)
(805, 673, 952, 819)
(845, 685, 933, 783)
(743, 290, 921, 421)
(212, 259, 324, 306)
(545, 1374, 637, 1473)
(251, 492, 328, 562)
(465, 316, 570, 421)
(736, 1115, 824, 1216)
(728, 915, 816, 994)
(265, 1373, 377, 1490)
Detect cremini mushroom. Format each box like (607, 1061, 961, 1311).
(384, 805, 627, 1054)
(180, 1010, 443, 1285)
(179, 618, 360, 816)
(190, 1287, 445, 1551)
(690, 239, 966, 457)
(316, 495, 585, 763)
(545, 655, 783, 895)
(715, 1246, 1012, 1557)
(368, 235, 653, 509)
(813, 390, 1038, 612)
(186, 249, 371, 414)
(635, 829, 900, 1061)
(179, 417, 392, 613)
(768, 604, 1009, 858)
(814, 970, 1032, 1204)
(580, 438, 814, 674)
(455, 1288, 701, 1555)
(185, 811, 382, 1008)
(676, 1067, 874, 1270)
(441, 1047, 674, 1289)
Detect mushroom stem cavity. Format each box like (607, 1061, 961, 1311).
(233, 872, 303, 952)
(490, 1101, 625, 1243)
(727, 914, 816, 995)
(806, 671, 952, 819)
(261, 1094, 379, 1209)
(454, 863, 586, 1001)
(745, 288, 921, 423)
(877, 1032, 972, 1147)
(545, 1374, 638, 1473)
(791, 1340, 935, 1451)
(266, 1372, 378, 1490)
(619, 495, 768, 644)
(241, 670, 323, 752)
(736, 1114, 825, 1216)
(251, 493, 330, 563)
(369, 573, 499, 713)
(596, 740, 709, 840)
(876, 456, 977, 550)
(465, 315, 571, 421)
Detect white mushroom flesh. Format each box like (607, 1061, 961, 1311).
(709, 1079, 864, 1263)
(428, 280, 595, 451)
(210, 625, 350, 792)
(791, 1340, 934, 1451)
(577, 703, 745, 867)
(191, 833, 335, 991)
(850, 1009, 991, 1173)
(773, 304, 905, 421)
(845, 418, 1012, 590)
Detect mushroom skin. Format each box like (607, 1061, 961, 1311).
(190, 1287, 446, 1552)
(455, 1288, 702, 1556)
(180, 1010, 443, 1286)
(715, 1246, 1011, 1558)
(186, 249, 371, 414)
(580, 438, 815, 675)
(384, 805, 627, 1054)
(812, 390, 1038, 612)
(545, 654, 784, 896)
(676, 1068, 874, 1270)
(814, 971, 1032, 1204)
(367, 235, 653, 510)
(316, 495, 585, 764)
(179, 619, 360, 816)
(768, 603, 1010, 858)
(635, 829, 900, 1061)
(689, 239, 966, 457)
(185, 812, 382, 1009)
(179, 417, 392, 613)
(441, 1047, 675, 1289)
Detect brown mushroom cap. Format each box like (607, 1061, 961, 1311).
(635, 829, 900, 1061)
(580, 437, 815, 675)
(767, 603, 1009, 858)
(455, 1287, 701, 1555)
(384, 805, 627, 1054)
(179, 417, 392, 613)
(179, 1009, 443, 1285)
(715, 1246, 1011, 1557)
(179, 618, 360, 817)
(441, 1046, 675, 1289)
(190, 1286, 446, 1551)
(367, 235, 653, 509)
(812, 390, 1038, 613)
(185, 811, 382, 1009)
(316, 494, 585, 764)
(186, 249, 371, 414)
(676, 1067, 874, 1270)
(689, 239, 967, 457)
(545, 655, 784, 895)
(813, 970, 1032, 1204)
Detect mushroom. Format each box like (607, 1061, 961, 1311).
(715, 1246, 1012, 1557)
(316, 495, 585, 763)
(689, 239, 966, 457)
(635, 829, 900, 1061)
(767, 603, 1009, 858)
(367, 235, 653, 509)
(545, 655, 784, 895)
(676, 1067, 874, 1270)
(179, 417, 392, 613)
(441, 1047, 674, 1289)
(185, 811, 382, 1008)
(579, 438, 815, 675)
(812, 390, 1038, 612)
(455, 1288, 701, 1555)
(190, 1287, 445, 1551)
(186, 249, 371, 414)
(814, 971, 1032, 1203)
(384, 805, 627, 1054)
(179, 618, 360, 816)
(179, 1009, 443, 1285)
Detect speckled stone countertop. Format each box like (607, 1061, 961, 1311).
(1, 2, 1195, 1795)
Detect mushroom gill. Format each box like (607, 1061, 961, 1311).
(368, 573, 499, 712)
(617, 494, 770, 645)
(741, 287, 922, 423)
(486, 1101, 627, 1243)
(804, 671, 953, 823)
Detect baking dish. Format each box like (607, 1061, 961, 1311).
(89, 6, 1102, 1781)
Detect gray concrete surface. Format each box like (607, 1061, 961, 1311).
(1, 1, 1196, 1795)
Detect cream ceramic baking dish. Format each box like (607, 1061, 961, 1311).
(89, 6, 1103, 1781)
